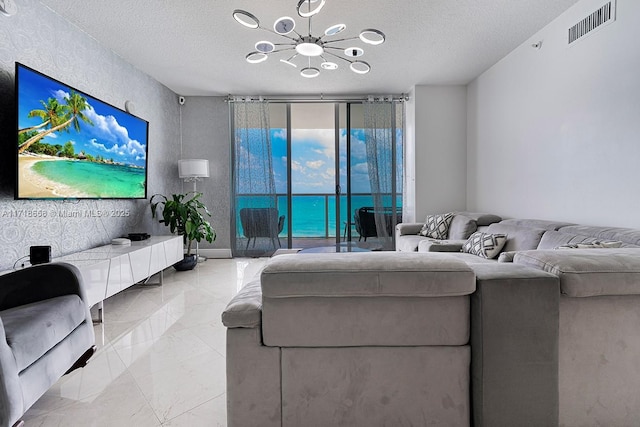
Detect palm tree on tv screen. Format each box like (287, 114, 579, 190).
(18, 97, 66, 135)
(18, 91, 94, 154)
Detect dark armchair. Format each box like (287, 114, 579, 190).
(0, 262, 96, 427)
(240, 207, 285, 250)
(354, 207, 402, 241)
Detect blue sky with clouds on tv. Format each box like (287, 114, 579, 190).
(17, 65, 148, 167)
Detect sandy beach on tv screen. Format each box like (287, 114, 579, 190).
(18, 154, 83, 198)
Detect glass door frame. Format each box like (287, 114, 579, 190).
(282, 102, 344, 249)
(282, 101, 401, 249)
(334, 103, 343, 247)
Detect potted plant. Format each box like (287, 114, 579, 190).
(150, 192, 216, 271)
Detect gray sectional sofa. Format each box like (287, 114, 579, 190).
(223, 253, 476, 426)
(395, 211, 504, 255)
(223, 214, 640, 426)
(397, 214, 640, 257)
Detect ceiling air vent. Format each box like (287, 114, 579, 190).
(568, 1, 616, 45)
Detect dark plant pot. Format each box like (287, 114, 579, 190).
(173, 254, 197, 271)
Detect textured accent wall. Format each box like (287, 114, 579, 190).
(179, 96, 231, 249)
(0, 0, 182, 270)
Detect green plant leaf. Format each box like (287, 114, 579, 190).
(149, 192, 216, 256)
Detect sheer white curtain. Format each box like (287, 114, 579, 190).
(231, 100, 280, 256)
(363, 100, 402, 250)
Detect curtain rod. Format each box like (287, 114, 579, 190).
(226, 94, 409, 103)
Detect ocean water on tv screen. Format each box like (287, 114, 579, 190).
(32, 160, 145, 198)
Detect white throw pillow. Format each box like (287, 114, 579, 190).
(419, 212, 454, 239)
(463, 231, 507, 259)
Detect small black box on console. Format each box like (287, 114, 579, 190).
(30, 245, 51, 265)
(128, 233, 150, 241)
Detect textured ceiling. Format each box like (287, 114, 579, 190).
(39, 0, 580, 96)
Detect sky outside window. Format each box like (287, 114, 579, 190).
(271, 129, 402, 193)
(271, 128, 374, 194)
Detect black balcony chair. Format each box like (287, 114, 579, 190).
(240, 207, 285, 250)
(354, 207, 402, 242)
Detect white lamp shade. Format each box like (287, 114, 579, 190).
(178, 159, 209, 178)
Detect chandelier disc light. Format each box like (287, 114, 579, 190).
(232, 0, 386, 78)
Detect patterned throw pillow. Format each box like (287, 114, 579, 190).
(419, 212, 454, 239)
(462, 231, 507, 259)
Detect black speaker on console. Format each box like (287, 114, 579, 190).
(30, 245, 51, 265)
(128, 233, 150, 241)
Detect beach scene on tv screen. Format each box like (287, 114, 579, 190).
(17, 65, 148, 199)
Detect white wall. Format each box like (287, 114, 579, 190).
(403, 88, 417, 222)
(467, 0, 640, 227)
(407, 86, 467, 222)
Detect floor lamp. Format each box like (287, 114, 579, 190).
(178, 159, 210, 262)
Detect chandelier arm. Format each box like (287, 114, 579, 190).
(249, 47, 296, 59)
(260, 27, 299, 43)
(323, 50, 354, 64)
(321, 36, 359, 44)
(323, 46, 351, 52)
(270, 47, 296, 54)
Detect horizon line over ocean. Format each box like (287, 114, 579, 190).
(236, 194, 402, 238)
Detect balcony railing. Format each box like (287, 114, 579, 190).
(235, 193, 402, 239)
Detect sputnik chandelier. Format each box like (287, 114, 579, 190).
(232, 0, 386, 78)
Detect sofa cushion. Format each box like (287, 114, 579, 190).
(499, 219, 575, 231)
(538, 230, 600, 250)
(1, 294, 85, 372)
(558, 225, 640, 247)
(261, 252, 475, 298)
(449, 215, 478, 240)
(513, 249, 640, 297)
(455, 212, 502, 226)
(417, 239, 466, 253)
(221, 279, 262, 328)
(486, 223, 546, 252)
(557, 241, 623, 249)
(419, 212, 453, 239)
(396, 234, 428, 252)
(260, 252, 475, 347)
(396, 223, 424, 236)
(462, 232, 507, 259)
(263, 294, 473, 347)
(444, 253, 499, 264)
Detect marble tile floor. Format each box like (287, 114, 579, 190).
(22, 257, 268, 427)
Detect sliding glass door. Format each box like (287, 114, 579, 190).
(231, 99, 403, 256)
(287, 103, 340, 248)
(341, 103, 403, 251)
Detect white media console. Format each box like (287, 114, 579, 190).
(55, 235, 183, 321)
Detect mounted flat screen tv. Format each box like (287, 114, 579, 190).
(15, 62, 149, 199)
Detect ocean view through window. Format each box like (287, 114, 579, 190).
(231, 101, 403, 255)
